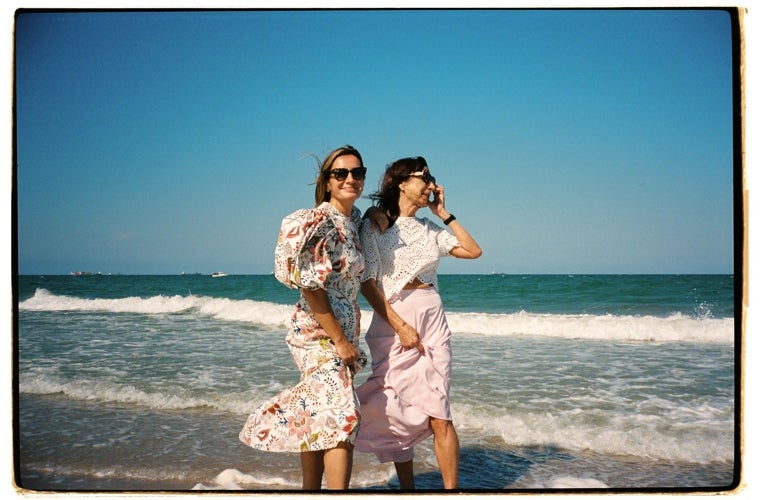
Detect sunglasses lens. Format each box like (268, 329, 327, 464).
(331, 168, 348, 181)
(353, 167, 367, 180)
(331, 167, 366, 181)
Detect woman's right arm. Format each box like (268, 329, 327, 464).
(359, 219, 424, 353)
(302, 288, 359, 368)
(361, 279, 424, 353)
(275, 209, 359, 368)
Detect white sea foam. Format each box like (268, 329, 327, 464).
(20, 288, 734, 344)
(192, 468, 299, 490)
(542, 476, 610, 488)
(18, 369, 733, 465)
(193, 465, 396, 490)
(20, 288, 293, 326)
(18, 374, 255, 414)
(18, 279, 736, 490)
(452, 401, 735, 464)
(446, 310, 734, 344)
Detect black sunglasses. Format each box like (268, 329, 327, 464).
(409, 171, 436, 185)
(330, 166, 367, 181)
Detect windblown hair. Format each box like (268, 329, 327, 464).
(369, 156, 428, 223)
(313, 145, 364, 206)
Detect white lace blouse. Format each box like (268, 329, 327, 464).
(360, 215, 460, 302)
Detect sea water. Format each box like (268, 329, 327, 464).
(15, 274, 738, 491)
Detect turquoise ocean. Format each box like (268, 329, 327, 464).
(15, 273, 739, 492)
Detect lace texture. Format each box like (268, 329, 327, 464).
(360, 216, 459, 302)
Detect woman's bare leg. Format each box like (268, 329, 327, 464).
(300, 450, 325, 490)
(429, 417, 459, 489)
(394, 459, 415, 490)
(323, 441, 354, 489)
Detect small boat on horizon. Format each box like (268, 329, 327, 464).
(211, 272, 228, 278)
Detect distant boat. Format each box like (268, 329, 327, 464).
(211, 272, 228, 278)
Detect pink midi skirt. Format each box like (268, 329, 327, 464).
(354, 287, 452, 463)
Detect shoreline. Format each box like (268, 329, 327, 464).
(17, 446, 737, 493)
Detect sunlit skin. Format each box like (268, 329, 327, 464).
(300, 152, 366, 490)
(365, 166, 482, 490)
(398, 168, 439, 215)
(327, 155, 364, 216)
(398, 169, 481, 260)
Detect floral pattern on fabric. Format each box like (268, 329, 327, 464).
(240, 345, 361, 452)
(239, 202, 366, 453)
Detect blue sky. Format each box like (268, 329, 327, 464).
(14, 8, 739, 275)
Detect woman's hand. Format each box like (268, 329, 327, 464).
(360, 279, 425, 354)
(301, 288, 361, 369)
(332, 336, 359, 368)
(396, 323, 425, 353)
(427, 184, 448, 219)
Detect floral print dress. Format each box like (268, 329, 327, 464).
(239, 202, 366, 453)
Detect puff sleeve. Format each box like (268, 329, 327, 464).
(273, 208, 337, 290)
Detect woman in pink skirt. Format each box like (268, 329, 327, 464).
(356, 156, 482, 489)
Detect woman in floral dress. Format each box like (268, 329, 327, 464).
(239, 145, 368, 490)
